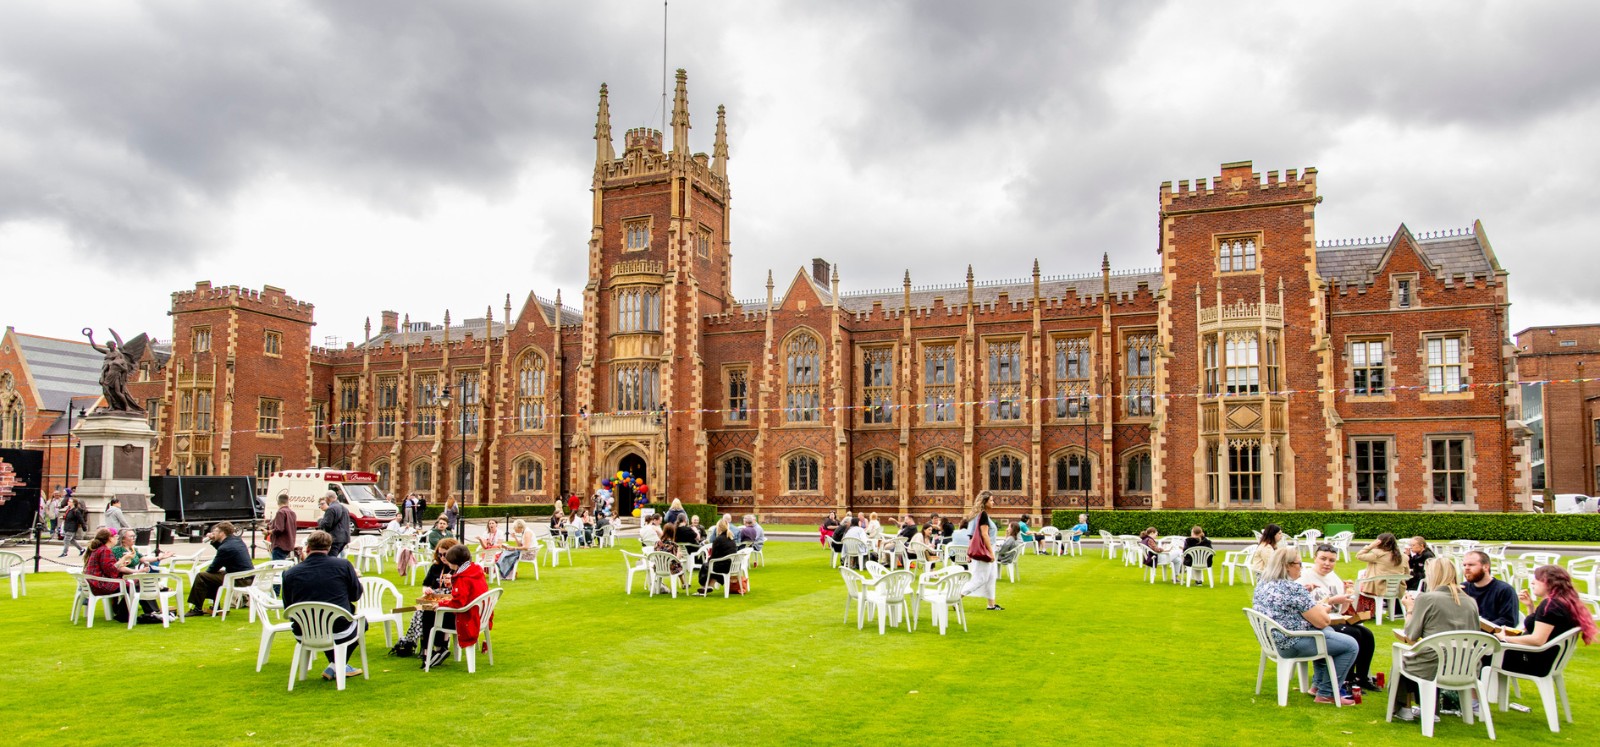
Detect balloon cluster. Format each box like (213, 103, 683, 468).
(601, 471, 648, 495)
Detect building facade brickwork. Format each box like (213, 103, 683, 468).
(0, 72, 1535, 519)
(1515, 324, 1600, 497)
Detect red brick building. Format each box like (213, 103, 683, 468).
(2, 72, 1532, 519)
(1514, 324, 1600, 497)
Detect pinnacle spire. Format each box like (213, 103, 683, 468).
(712, 104, 729, 179)
(671, 69, 690, 155)
(595, 83, 615, 167)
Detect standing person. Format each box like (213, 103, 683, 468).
(1461, 550, 1520, 629)
(402, 494, 417, 528)
(45, 488, 62, 539)
(281, 530, 365, 681)
(566, 491, 581, 516)
(442, 498, 460, 538)
(1253, 546, 1359, 705)
(267, 495, 299, 562)
(1391, 558, 1480, 721)
(317, 491, 352, 557)
(415, 493, 429, 530)
(960, 493, 1002, 611)
(186, 522, 253, 615)
(663, 498, 687, 527)
(101, 497, 130, 533)
(1404, 536, 1434, 591)
(59, 498, 88, 557)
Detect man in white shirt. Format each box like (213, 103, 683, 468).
(1301, 544, 1379, 694)
(637, 514, 662, 548)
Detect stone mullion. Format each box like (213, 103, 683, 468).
(218, 306, 238, 475)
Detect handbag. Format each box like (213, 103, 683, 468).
(967, 525, 994, 563)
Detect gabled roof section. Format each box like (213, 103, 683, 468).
(11, 332, 101, 413)
(1315, 224, 1492, 285)
(360, 318, 507, 348)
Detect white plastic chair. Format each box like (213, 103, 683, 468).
(645, 551, 685, 598)
(1119, 536, 1141, 567)
(1326, 531, 1354, 562)
(351, 536, 385, 574)
(1099, 530, 1119, 559)
(1295, 529, 1322, 559)
(254, 601, 295, 673)
(1487, 627, 1582, 733)
(425, 587, 502, 673)
(1182, 547, 1215, 588)
(841, 538, 870, 571)
(1242, 608, 1342, 708)
(1356, 574, 1409, 625)
(620, 550, 648, 594)
(1566, 555, 1600, 597)
(1386, 631, 1500, 739)
(1036, 526, 1061, 557)
(877, 536, 908, 570)
(69, 572, 125, 628)
(1065, 528, 1084, 557)
(705, 550, 752, 597)
(999, 542, 1024, 583)
(1222, 546, 1257, 586)
(123, 572, 183, 629)
(284, 602, 369, 691)
(841, 567, 869, 627)
(914, 569, 970, 635)
(861, 570, 914, 635)
(246, 563, 291, 623)
(543, 536, 572, 567)
(0, 551, 26, 598)
(945, 544, 971, 569)
(508, 547, 539, 581)
(356, 577, 404, 647)
(1138, 543, 1170, 584)
(215, 567, 261, 621)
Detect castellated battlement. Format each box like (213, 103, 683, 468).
(1159, 160, 1318, 206)
(171, 281, 315, 321)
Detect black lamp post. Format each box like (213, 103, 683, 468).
(438, 381, 464, 537)
(655, 402, 669, 506)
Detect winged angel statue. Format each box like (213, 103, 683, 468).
(82, 328, 148, 413)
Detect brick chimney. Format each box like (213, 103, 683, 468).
(380, 310, 399, 335)
(812, 258, 830, 285)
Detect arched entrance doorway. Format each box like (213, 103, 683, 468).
(616, 452, 647, 514)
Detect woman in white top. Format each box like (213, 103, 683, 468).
(865, 513, 882, 538)
(1301, 543, 1380, 694)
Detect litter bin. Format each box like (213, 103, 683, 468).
(134, 528, 153, 545)
(188, 525, 205, 543)
(1324, 523, 1354, 539)
(156, 525, 175, 544)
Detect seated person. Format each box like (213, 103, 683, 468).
(548, 508, 567, 535)
(950, 520, 972, 549)
(996, 523, 1024, 565)
(1355, 533, 1407, 593)
(1252, 546, 1358, 705)
(186, 522, 254, 615)
(425, 543, 489, 669)
(673, 518, 701, 553)
(1136, 527, 1164, 567)
(83, 528, 162, 624)
(638, 514, 663, 549)
(1391, 558, 1480, 721)
(1461, 550, 1519, 629)
(864, 512, 882, 538)
(477, 519, 503, 561)
(1495, 565, 1597, 677)
(1067, 514, 1089, 543)
(737, 514, 765, 550)
(819, 511, 840, 546)
(1302, 544, 1379, 693)
(686, 515, 707, 545)
(829, 518, 851, 554)
(281, 530, 364, 681)
(425, 517, 454, 549)
(1251, 524, 1284, 576)
(1181, 526, 1213, 567)
(1016, 514, 1035, 545)
(112, 528, 173, 571)
(696, 521, 740, 595)
(1404, 536, 1435, 592)
(843, 518, 869, 546)
(497, 520, 539, 579)
(395, 539, 460, 656)
(896, 515, 918, 542)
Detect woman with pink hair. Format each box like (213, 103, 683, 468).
(1495, 565, 1598, 676)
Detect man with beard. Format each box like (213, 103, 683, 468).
(1462, 550, 1520, 629)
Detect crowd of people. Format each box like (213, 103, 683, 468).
(1250, 536, 1597, 721)
(643, 505, 765, 596)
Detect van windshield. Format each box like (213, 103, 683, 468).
(340, 484, 385, 503)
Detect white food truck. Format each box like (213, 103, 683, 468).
(263, 469, 397, 531)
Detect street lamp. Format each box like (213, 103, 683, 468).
(437, 382, 460, 536)
(654, 402, 669, 506)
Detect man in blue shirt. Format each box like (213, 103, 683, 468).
(1461, 550, 1519, 629)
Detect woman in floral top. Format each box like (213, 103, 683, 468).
(1252, 545, 1359, 705)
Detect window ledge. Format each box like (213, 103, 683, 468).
(255, 432, 284, 439)
(1420, 502, 1478, 512)
(1344, 394, 1395, 403)
(1419, 392, 1475, 402)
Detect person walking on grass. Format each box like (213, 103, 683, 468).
(59, 497, 87, 557)
(960, 492, 1002, 611)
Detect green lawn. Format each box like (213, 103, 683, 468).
(7, 543, 1597, 746)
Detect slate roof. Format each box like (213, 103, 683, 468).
(358, 297, 583, 348)
(796, 269, 1164, 313)
(1315, 230, 1493, 283)
(13, 333, 101, 414)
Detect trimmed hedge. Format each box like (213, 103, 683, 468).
(421, 504, 555, 521)
(647, 502, 721, 527)
(1050, 509, 1600, 543)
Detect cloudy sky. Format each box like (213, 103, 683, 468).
(3, 0, 1597, 346)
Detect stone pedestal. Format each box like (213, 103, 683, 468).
(71, 412, 162, 532)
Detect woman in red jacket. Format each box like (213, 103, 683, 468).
(426, 543, 490, 669)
